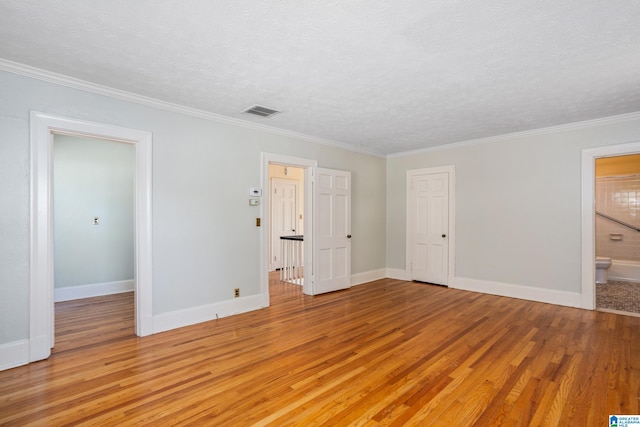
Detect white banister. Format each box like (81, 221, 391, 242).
(280, 235, 304, 285)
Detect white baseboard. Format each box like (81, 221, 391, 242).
(153, 294, 264, 334)
(386, 268, 409, 281)
(351, 269, 386, 286)
(452, 276, 582, 308)
(54, 280, 135, 302)
(0, 339, 29, 371)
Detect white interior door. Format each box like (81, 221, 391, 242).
(408, 171, 449, 285)
(270, 178, 298, 271)
(312, 168, 351, 294)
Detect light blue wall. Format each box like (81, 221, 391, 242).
(5, 65, 639, 351)
(53, 135, 135, 288)
(0, 70, 387, 345)
(387, 117, 640, 293)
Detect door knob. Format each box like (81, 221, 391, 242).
(347, 235, 352, 238)
(442, 234, 447, 238)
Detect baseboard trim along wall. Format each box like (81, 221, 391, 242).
(351, 269, 387, 286)
(452, 276, 582, 308)
(0, 339, 29, 371)
(152, 294, 264, 334)
(386, 268, 410, 281)
(54, 280, 135, 302)
(384, 269, 583, 308)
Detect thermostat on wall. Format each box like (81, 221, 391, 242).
(249, 187, 262, 197)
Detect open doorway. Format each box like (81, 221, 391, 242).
(52, 134, 135, 352)
(30, 112, 153, 363)
(268, 164, 305, 303)
(594, 154, 640, 315)
(261, 153, 353, 304)
(261, 154, 316, 307)
(268, 165, 304, 273)
(581, 141, 640, 312)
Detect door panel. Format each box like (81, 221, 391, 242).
(312, 168, 351, 294)
(409, 172, 449, 285)
(270, 178, 298, 271)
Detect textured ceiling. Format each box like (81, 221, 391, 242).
(1, 1, 640, 155)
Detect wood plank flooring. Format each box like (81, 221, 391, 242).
(1, 274, 640, 426)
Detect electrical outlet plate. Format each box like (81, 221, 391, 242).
(234, 288, 240, 298)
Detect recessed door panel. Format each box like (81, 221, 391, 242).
(312, 168, 351, 294)
(408, 171, 449, 285)
(270, 178, 298, 271)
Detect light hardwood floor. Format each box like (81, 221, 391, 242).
(1, 274, 639, 426)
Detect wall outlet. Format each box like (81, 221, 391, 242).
(234, 288, 240, 298)
(256, 218, 261, 227)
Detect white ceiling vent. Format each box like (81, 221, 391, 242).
(242, 105, 282, 118)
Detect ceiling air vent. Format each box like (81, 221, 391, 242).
(242, 105, 282, 118)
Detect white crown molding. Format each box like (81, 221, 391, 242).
(388, 111, 640, 159)
(5, 58, 638, 160)
(0, 59, 384, 158)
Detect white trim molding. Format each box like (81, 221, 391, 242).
(386, 268, 410, 281)
(452, 277, 582, 308)
(351, 269, 387, 286)
(389, 111, 640, 159)
(153, 295, 264, 334)
(29, 112, 153, 367)
(0, 59, 382, 158)
(54, 280, 135, 302)
(0, 340, 29, 372)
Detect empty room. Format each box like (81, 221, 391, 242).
(1, 2, 640, 425)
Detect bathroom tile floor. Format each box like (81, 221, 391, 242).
(596, 280, 640, 314)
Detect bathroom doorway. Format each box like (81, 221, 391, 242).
(594, 154, 640, 315)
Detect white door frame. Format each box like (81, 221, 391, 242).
(261, 153, 317, 305)
(581, 141, 640, 309)
(30, 112, 153, 363)
(406, 166, 456, 284)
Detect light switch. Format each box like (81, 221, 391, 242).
(249, 198, 260, 206)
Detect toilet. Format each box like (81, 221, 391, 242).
(595, 257, 612, 284)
